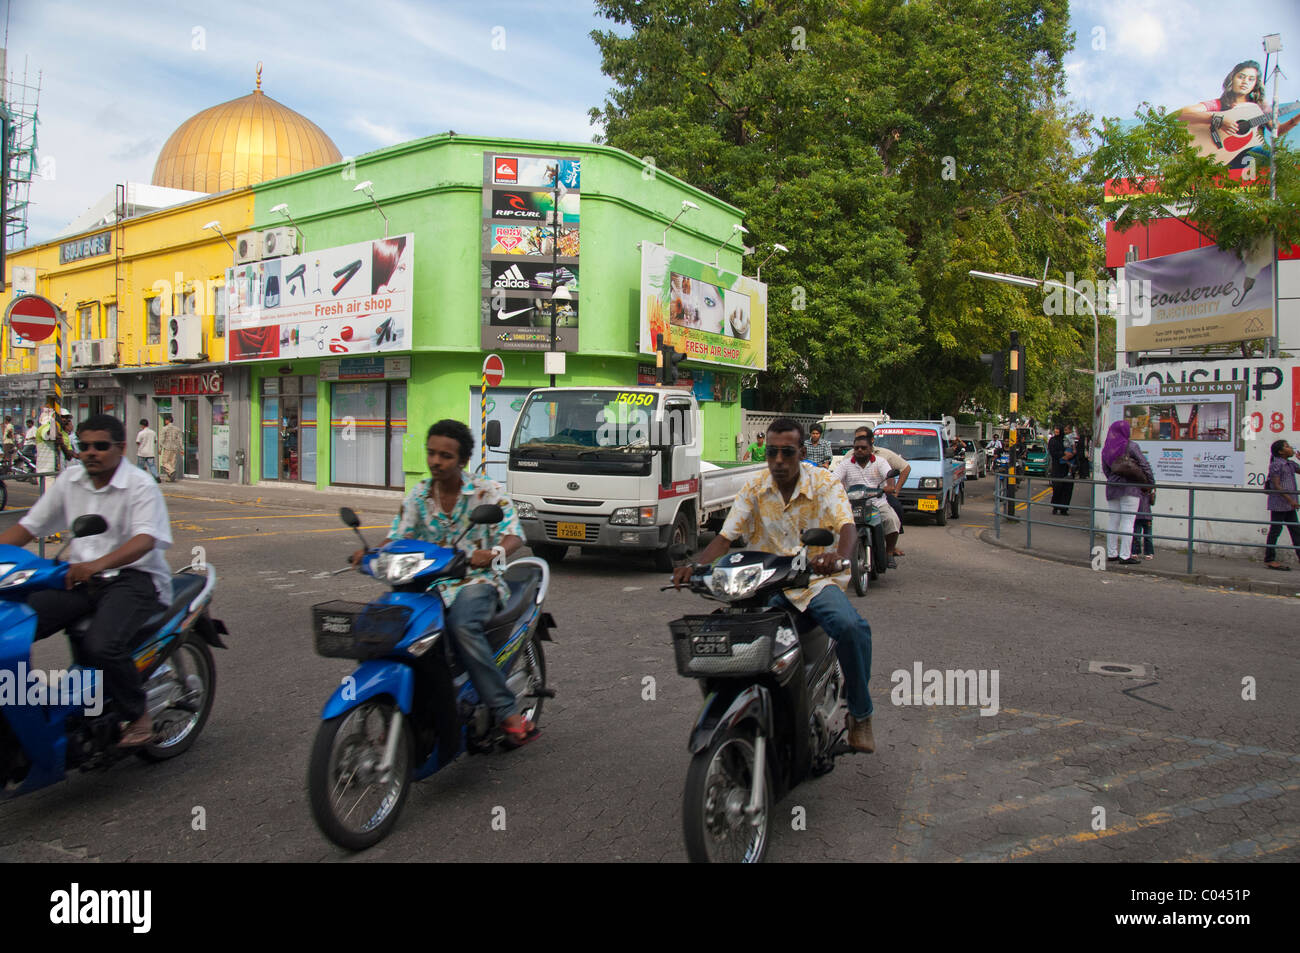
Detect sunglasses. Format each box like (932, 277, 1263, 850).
(80, 440, 122, 452)
(765, 445, 801, 459)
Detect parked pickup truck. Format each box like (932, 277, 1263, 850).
(870, 421, 966, 525)
(503, 386, 766, 569)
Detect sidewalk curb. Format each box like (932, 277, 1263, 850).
(978, 528, 1300, 598)
(159, 479, 403, 514)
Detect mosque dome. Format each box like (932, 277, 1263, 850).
(151, 65, 341, 192)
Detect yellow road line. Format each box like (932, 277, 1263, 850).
(193, 524, 387, 542)
(170, 513, 340, 524)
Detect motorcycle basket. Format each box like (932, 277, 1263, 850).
(670, 611, 790, 678)
(312, 601, 411, 660)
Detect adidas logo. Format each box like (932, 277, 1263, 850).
(494, 264, 532, 289)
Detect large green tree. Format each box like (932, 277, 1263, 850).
(591, 0, 1103, 420)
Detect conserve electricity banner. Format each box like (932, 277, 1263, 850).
(640, 242, 767, 371)
(225, 234, 414, 362)
(1107, 379, 1247, 486)
(481, 152, 582, 352)
(1125, 241, 1274, 351)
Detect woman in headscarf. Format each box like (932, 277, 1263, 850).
(1101, 420, 1153, 565)
(1047, 425, 1075, 516)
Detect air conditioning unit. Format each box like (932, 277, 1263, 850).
(235, 231, 263, 264)
(70, 340, 94, 368)
(88, 338, 116, 366)
(168, 314, 203, 362)
(262, 226, 299, 258)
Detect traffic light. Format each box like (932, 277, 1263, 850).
(1010, 344, 1026, 401)
(979, 351, 1006, 389)
(655, 332, 686, 385)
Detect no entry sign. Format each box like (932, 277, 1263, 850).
(6, 294, 59, 343)
(482, 353, 505, 387)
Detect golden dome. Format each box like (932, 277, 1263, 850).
(151, 70, 341, 192)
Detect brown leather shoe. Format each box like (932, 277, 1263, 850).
(847, 714, 875, 753)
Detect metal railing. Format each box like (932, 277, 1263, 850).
(993, 470, 1295, 574)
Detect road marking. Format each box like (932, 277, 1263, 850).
(170, 513, 340, 524)
(1173, 824, 1300, 862)
(195, 525, 387, 542)
(289, 590, 323, 596)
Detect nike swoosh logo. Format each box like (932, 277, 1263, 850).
(495, 307, 535, 320)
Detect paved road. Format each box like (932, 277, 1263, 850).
(0, 475, 1295, 862)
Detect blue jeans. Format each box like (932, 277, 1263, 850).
(138, 457, 158, 479)
(769, 585, 873, 719)
(445, 582, 516, 721)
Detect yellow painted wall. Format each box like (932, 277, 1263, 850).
(1, 189, 254, 374)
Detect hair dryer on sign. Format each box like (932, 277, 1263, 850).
(330, 315, 404, 353)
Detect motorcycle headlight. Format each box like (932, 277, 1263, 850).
(374, 552, 435, 585)
(709, 564, 775, 600)
(515, 501, 537, 520)
(0, 567, 34, 589)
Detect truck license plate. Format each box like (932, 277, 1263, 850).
(917, 498, 939, 512)
(556, 521, 586, 540)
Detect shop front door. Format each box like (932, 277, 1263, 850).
(183, 398, 199, 477)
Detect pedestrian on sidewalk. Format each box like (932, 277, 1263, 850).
(1101, 419, 1152, 565)
(136, 418, 160, 481)
(1134, 482, 1155, 559)
(1048, 425, 1075, 515)
(160, 415, 183, 482)
(1264, 439, 1300, 571)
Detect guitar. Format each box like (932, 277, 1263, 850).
(1184, 103, 1271, 165)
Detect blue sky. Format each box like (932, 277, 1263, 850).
(5, 0, 1298, 245)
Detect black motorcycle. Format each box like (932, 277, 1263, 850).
(844, 468, 899, 597)
(666, 529, 852, 863)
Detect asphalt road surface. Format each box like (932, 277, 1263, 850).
(0, 475, 1295, 862)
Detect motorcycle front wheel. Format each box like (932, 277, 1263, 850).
(308, 699, 413, 851)
(683, 726, 773, 863)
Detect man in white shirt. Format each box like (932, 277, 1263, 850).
(135, 418, 159, 482)
(834, 430, 902, 566)
(0, 414, 173, 747)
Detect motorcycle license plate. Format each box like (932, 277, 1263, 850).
(917, 498, 939, 512)
(556, 521, 586, 540)
(691, 634, 732, 656)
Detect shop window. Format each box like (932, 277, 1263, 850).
(145, 296, 163, 345)
(212, 282, 226, 338)
(331, 381, 406, 489)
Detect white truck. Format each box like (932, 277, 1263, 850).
(501, 386, 765, 570)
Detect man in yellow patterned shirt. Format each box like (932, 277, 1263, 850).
(672, 418, 877, 753)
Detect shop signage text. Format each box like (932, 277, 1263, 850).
(60, 232, 113, 264)
(320, 356, 410, 382)
(154, 372, 224, 396)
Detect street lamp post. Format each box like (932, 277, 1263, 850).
(968, 270, 1098, 379)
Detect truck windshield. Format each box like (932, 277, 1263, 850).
(873, 430, 941, 461)
(512, 390, 663, 450)
(822, 426, 861, 449)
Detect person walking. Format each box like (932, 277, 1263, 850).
(22, 419, 37, 464)
(1134, 482, 1155, 559)
(1047, 425, 1076, 515)
(2, 416, 15, 468)
(1264, 439, 1300, 571)
(159, 414, 183, 482)
(1101, 420, 1153, 565)
(136, 418, 160, 482)
(34, 405, 61, 474)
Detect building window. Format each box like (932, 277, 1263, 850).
(212, 281, 226, 338)
(105, 303, 118, 342)
(330, 381, 406, 489)
(78, 302, 99, 338)
(146, 296, 162, 345)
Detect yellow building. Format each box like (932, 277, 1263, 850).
(1, 71, 340, 481)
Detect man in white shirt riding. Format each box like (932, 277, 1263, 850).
(834, 430, 902, 567)
(0, 414, 173, 747)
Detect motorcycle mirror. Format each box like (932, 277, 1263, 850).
(72, 515, 108, 538)
(801, 527, 835, 547)
(469, 504, 504, 525)
(339, 507, 360, 528)
(486, 420, 501, 448)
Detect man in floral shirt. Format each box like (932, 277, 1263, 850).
(353, 419, 535, 746)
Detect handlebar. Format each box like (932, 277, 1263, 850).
(660, 558, 851, 591)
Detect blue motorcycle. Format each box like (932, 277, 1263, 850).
(0, 515, 227, 797)
(308, 506, 555, 851)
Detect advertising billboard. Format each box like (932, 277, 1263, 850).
(1124, 241, 1274, 351)
(481, 153, 581, 352)
(224, 234, 413, 362)
(639, 242, 767, 371)
(1107, 380, 1247, 486)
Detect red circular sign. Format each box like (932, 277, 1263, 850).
(482, 354, 505, 387)
(7, 294, 59, 343)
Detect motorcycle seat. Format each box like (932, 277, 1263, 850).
(484, 563, 544, 650)
(133, 573, 207, 641)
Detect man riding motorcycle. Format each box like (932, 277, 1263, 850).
(672, 418, 878, 753)
(835, 430, 902, 567)
(351, 419, 537, 747)
(0, 414, 173, 747)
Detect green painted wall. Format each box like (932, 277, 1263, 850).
(246, 135, 747, 489)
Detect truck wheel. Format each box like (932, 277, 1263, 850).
(654, 509, 696, 572)
(532, 543, 567, 564)
(934, 500, 947, 526)
(950, 491, 960, 519)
